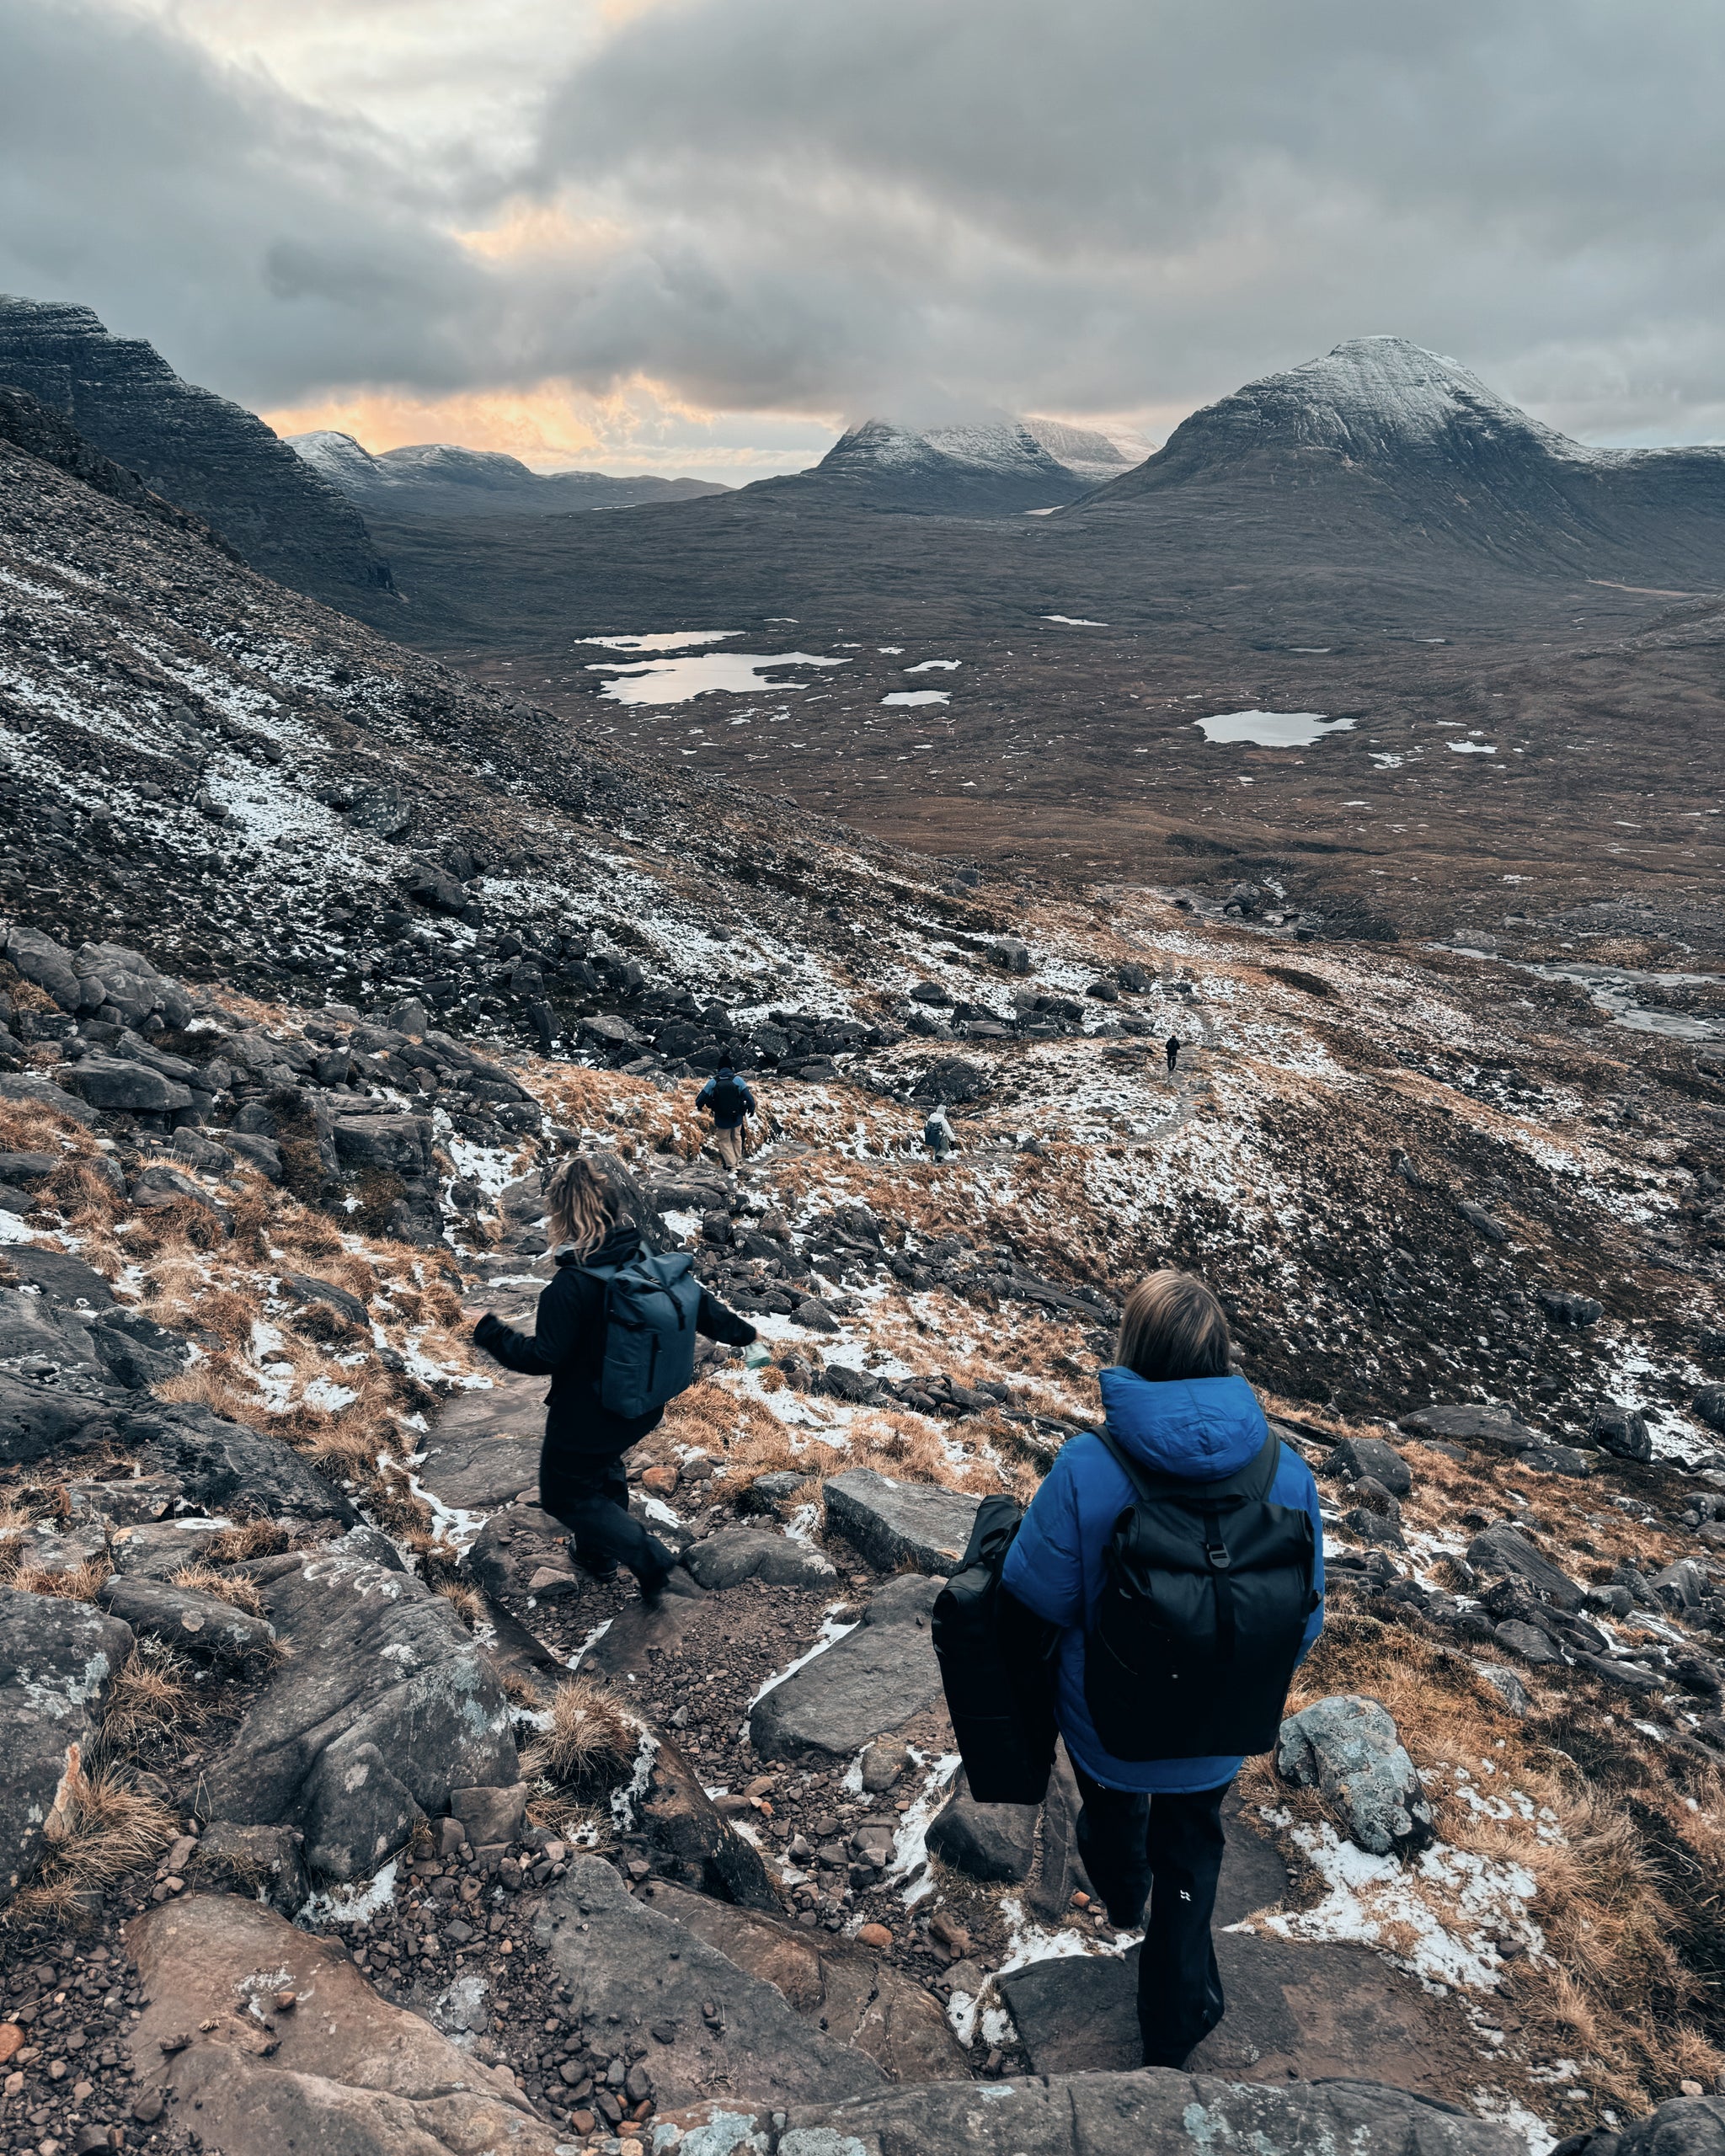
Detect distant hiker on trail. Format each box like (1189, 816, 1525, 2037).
(472, 1157, 756, 1606)
(1001, 1270, 1324, 2070)
(697, 1056, 756, 1172)
(1165, 1035, 1182, 1075)
(923, 1103, 957, 1160)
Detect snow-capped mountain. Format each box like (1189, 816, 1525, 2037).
(1072, 336, 1725, 584)
(286, 430, 729, 517)
(747, 410, 1151, 515)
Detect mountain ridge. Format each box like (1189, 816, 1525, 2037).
(290, 429, 731, 517)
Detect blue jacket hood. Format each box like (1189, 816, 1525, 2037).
(1097, 1367, 1269, 1480)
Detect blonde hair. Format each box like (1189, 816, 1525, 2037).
(545, 1156, 615, 1258)
(1115, 1269, 1231, 1383)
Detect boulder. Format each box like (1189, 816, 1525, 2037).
(1322, 1436, 1413, 1499)
(0, 1372, 123, 1466)
(89, 1307, 188, 1389)
(927, 1769, 1038, 1882)
(448, 1782, 527, 1845)
(0, 1071, 100, 1126)
(128, 1892, 567, 2156)
(61, 1055, 193, 1114)
(1472, 1663, 1532, 1717)
(1493, 1620, 1563, 1667)
(1398, 1403, 1541, 1453)
(1590, 1403, 1653, 1463)
(1455, 1199, 1509, 1243)
(131, 1162, 227, 1219)
(1276, 1694, 1434, 1857)
(278, 1271, 369, 1327)
(0, 1284, 103, 1372)
(1518, 1443, 1594, 1477)
(99, 1574, 276, 1667)
(643, 1876, 965, 2084)
(127, 1400, 357, 1526)
(750, 1575, 945, 1759)
(3, 925, 82, 1010)
(686, 1527, 836, 1591)
(201, 1532, 518, 1881)
(1465, 1523, 1586, 1611)
(1610, 2096, 1725, 2156)
(183, 1821, 308, 1913)
(6, 1245, 117, 1307)
(825, 1466, 982, 1575)
(1537, 1289, 1604, 1327)
(0, 1582, 134, 1904)
(638, 1733, 779, 1910)
(775, 2065, 1521, 2156)
(1694, 1386, 1725, 1437)
(537, 1855, 884, 2110)
(1651, 1560, 1708, 1610)
(332, 1113, 434, 1177)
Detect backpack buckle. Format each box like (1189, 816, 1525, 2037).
(1204, 1541, 1231, 1571)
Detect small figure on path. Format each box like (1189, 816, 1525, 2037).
(697, 1055, 757, 1172)
(1001, 1269, 1325, 2071)
(1165, 1034, 1182, 1075)
(473, 1158, 756, 1604)
(923, 1103, 957, 1159)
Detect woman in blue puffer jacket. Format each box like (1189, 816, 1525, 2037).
(1001, 1269, 1324, 2069)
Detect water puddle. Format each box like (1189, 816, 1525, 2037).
(905, 659, 962, 673)
(1039, 614, 1108, 626)
(578, 630, 739, 652)
(1448, 740, 1497, 755)
(883, 690, 949, 707)
(1439, 948, 1723, 1040)
(587, 651, 848, 706)
(1192, 710, 1356, 748)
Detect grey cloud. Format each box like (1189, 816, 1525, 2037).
(2, 0, 1723, 441)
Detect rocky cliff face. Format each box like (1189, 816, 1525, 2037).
(0, 295, 395, 608)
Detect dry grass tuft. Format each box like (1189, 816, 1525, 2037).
(168, 1561, 266, 1617)
(0, 1550, 111, 1601)
(202, 1518, 292, 1565)
(99, 1641, 195, 1753)
(435, 1579, 486, 1630)
(521, 1678, 638, 1792)
(499, 1668, 543, 1710)
(6, 1763, 178, 1925)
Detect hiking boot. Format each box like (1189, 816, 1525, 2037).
(639, 1565, 708, 1612)
(565, 1539, 618, 1583)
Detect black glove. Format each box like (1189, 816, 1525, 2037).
(473, 1311, 506, 1351)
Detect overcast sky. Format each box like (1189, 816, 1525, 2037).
(3, 0, 1722, 481)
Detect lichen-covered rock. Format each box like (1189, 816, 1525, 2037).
(184, 1820, 309, 1913)
(686, 1526, 836, 1591)
(1276, 1694, 1434, 1857)
(0, 1583, 133, 1904)
(99, 1573, 276, 1667)
(201, 1532, 517, 1881)
(1322, 1436, 1413, 1498)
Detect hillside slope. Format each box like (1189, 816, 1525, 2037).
(290, 429, 729, 516)
(0, 294, 395, 608)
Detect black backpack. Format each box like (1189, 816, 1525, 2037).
(932, 1496, 1060, 1805)
(581, 1250, 704, 1419)
(710, 1073, 748, 1119)
(1084, 1428, 1316, 1761)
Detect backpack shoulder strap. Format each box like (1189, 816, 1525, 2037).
(1087, 1426, 1159, 1505)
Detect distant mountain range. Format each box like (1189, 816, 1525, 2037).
(1069, 335, 1725, 584)
(0, 296, 393, 607)
(288, 431, 730, 517)
(742, 413, 1152, 514)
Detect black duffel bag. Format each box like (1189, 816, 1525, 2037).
(932, 1494, 1060, 1805)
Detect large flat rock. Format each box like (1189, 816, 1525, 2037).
(201, 1529, 517, 1881)
(644, 1876, 967, 2084)
(825, 1466, 982, 1573)
(776, 2068, 1524, 2156)
(128, 1892, 565, 2156)
(750, 1573, 945, 1759)
(415, 1364, 547, 1510)
(126, 1400, 357, 1526)
(997, 1929, 1475, 2098)
(0, 1582, 133, 1905)
(537, 1854, 886, 2110)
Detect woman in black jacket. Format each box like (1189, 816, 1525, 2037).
(473, 1158, 757, 1604)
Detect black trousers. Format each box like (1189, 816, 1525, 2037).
(538, 1446, 674, 1587)
(1074, 1769, 1229, 2068)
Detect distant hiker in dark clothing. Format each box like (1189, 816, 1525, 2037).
(923, 1104, 956, 1160)
(697, 1056, 757, 1172)
(473, 1158, 756, 1604)
(1001, 1271, 1324, 2070)
(1165, 1035, 1182, 1075)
